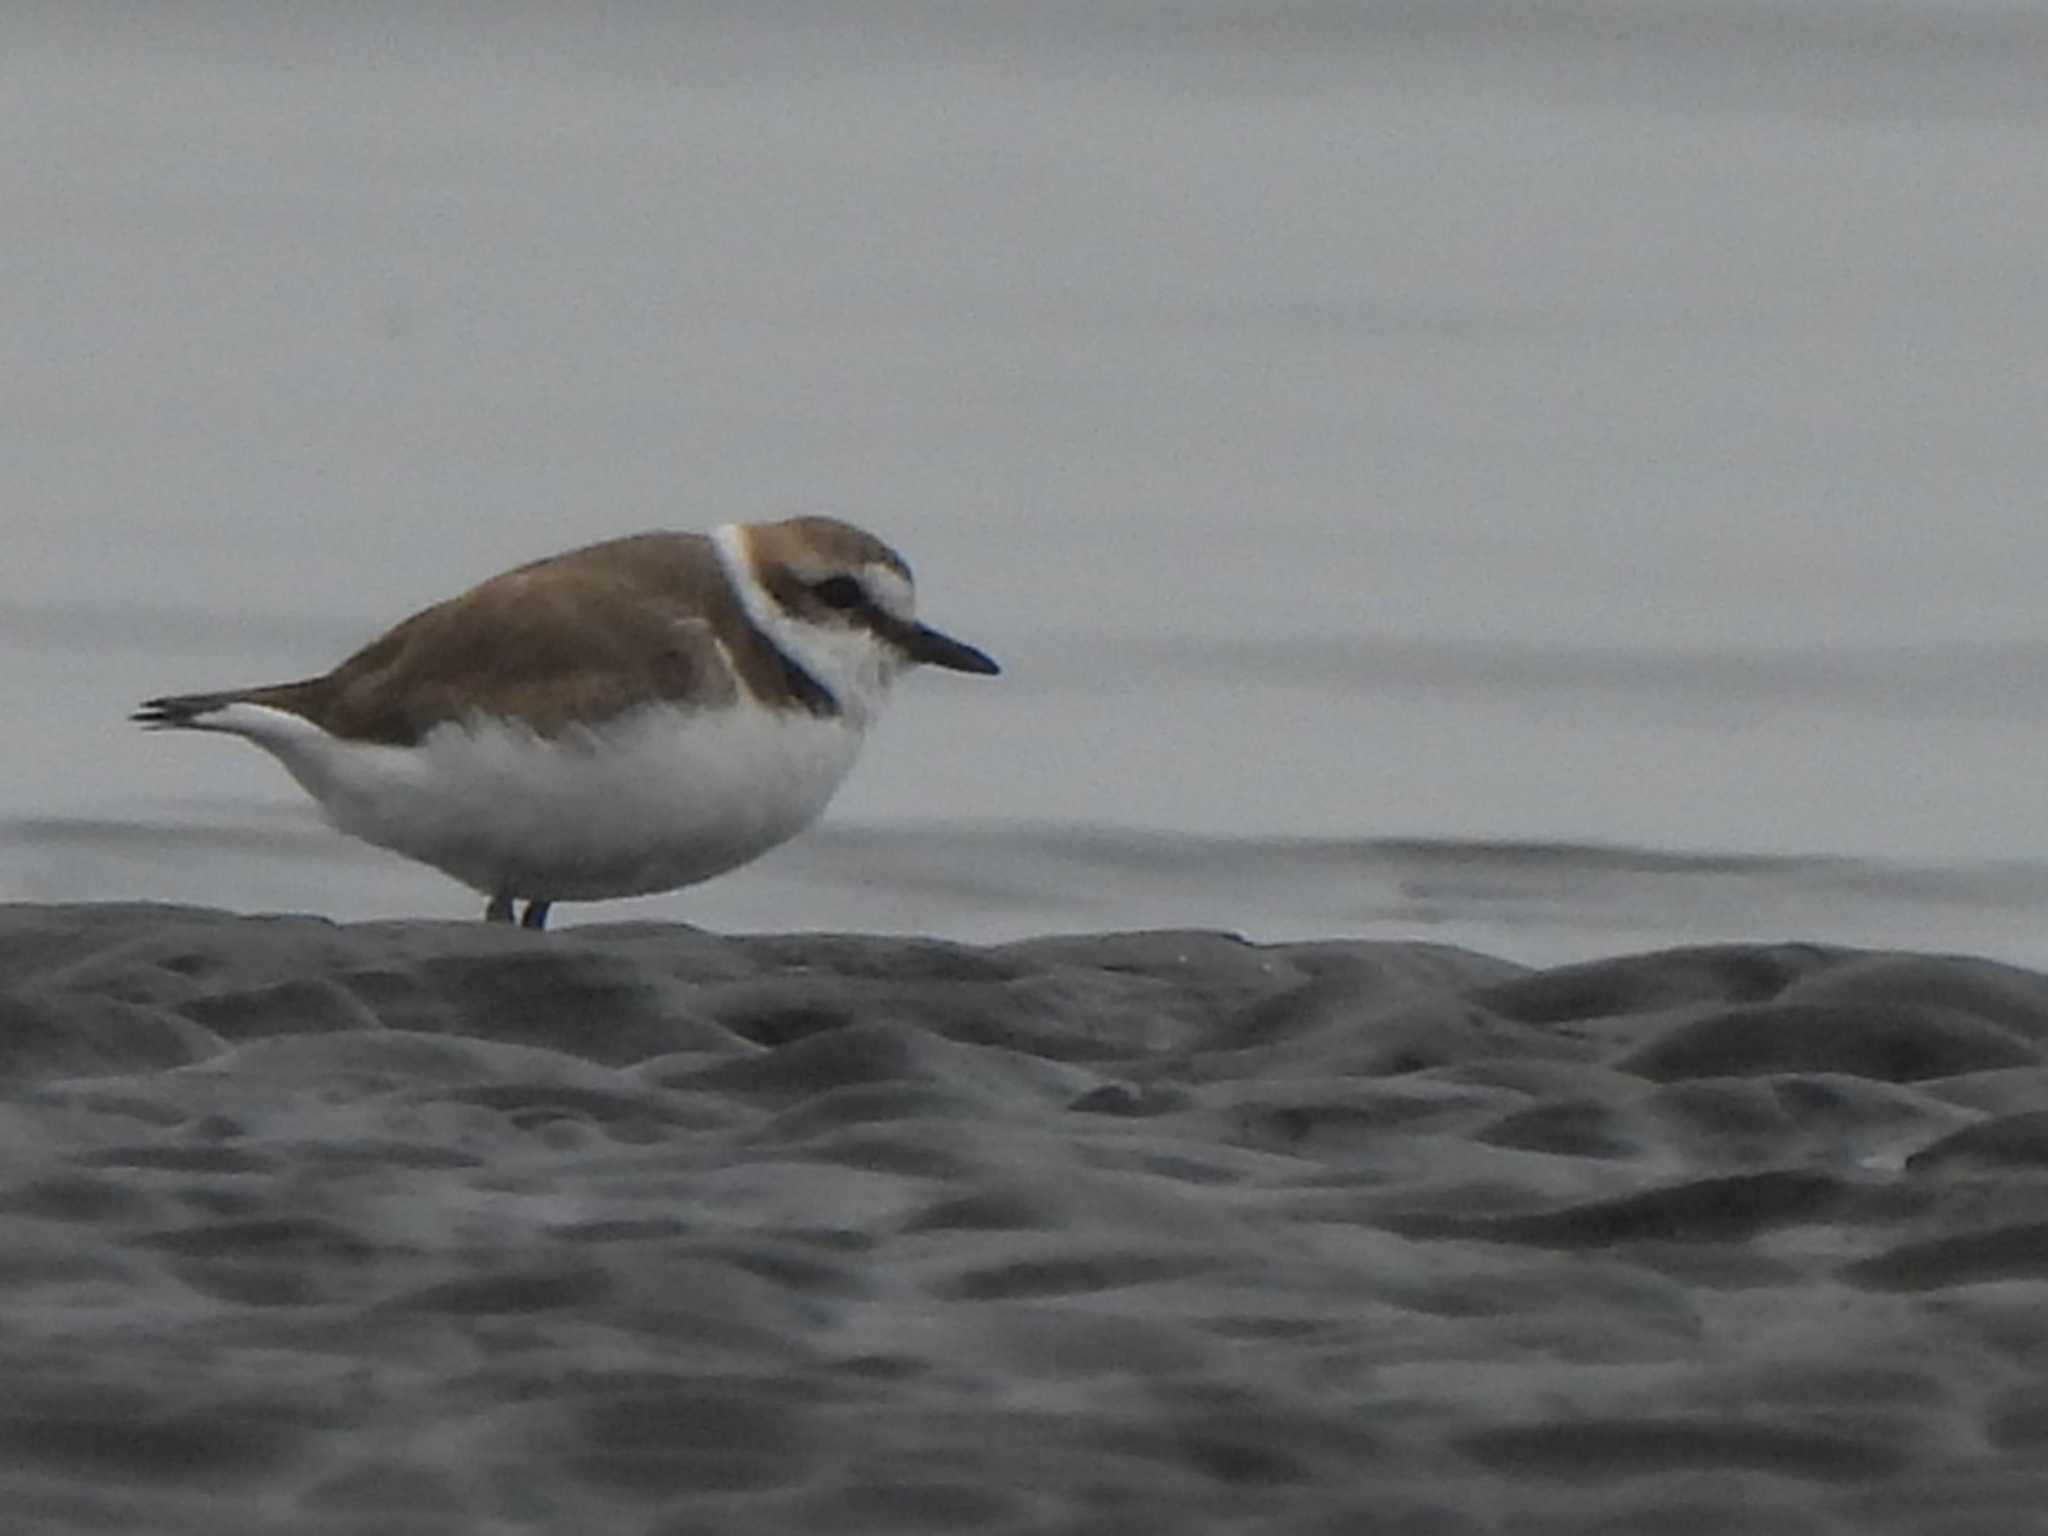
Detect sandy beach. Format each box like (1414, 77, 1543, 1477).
(4, 902, 2047, 1533)
(7, 4, 2045, 1530)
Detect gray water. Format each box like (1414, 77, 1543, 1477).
(6, 1, 2047, 964)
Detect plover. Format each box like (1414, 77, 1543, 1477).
(134, 516, 999, 928)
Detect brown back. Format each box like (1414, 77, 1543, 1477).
(250, 532, 835, 744)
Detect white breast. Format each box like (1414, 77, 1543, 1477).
(210, 699, 865, 901)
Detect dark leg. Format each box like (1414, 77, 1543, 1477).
(520, 900, 552, 931)
(485, 893, 515, 923)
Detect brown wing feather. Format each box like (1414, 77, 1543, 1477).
(252, 533, 766, 745)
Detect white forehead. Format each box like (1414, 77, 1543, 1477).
(863, 562, 915, 623)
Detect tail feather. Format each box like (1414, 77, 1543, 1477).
(132, 689, 259, 730)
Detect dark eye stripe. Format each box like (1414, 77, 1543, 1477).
(812, 576, 864, 611)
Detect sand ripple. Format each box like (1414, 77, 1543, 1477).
(3, 903, 2048, 1532)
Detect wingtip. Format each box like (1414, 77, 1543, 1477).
(131, 693, 227, 730)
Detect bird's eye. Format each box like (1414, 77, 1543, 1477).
(812, 576, 864, 610)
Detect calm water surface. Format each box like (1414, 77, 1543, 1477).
(6, 2, 2047, 964)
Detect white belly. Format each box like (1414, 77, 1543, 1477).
(219, 701, 865, 901)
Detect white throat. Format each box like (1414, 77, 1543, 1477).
(710, 523, 898, 729)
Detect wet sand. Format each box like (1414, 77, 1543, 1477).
(5, 902, 2048, 1533)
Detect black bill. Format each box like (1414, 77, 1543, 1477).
(900, 621, 1000, 675)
